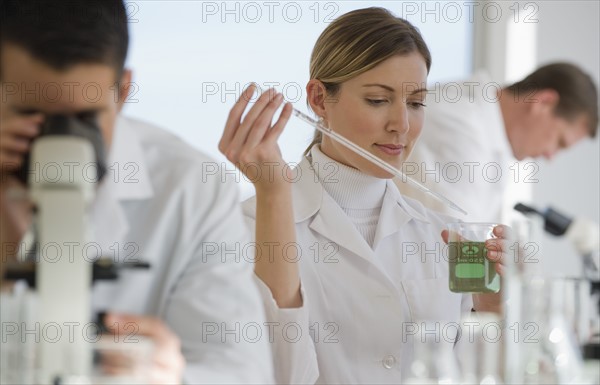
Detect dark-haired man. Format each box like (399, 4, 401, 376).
(396, 64, 598, 222)
(0, 1, 273, 382)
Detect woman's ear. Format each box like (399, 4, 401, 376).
(306, 79, 329, 121)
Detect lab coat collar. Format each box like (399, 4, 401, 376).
(294, 156, 430, 259)
(308, 193, 376, 261)
(105, 116, 154, 201)
(289, 156, 324, 223)
(292, 156, 429, 223)
(89, 116, 153, 248)
(244, 156, 432, 260)
(385, 179, 431, 224)
(372, 180, 430, 250)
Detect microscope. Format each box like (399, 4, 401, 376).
(514, 203, 600, 360)
(1, 116, 148, 383)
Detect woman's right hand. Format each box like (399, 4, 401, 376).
(220, 84, 301, 308)
(219, 85, 293, 193)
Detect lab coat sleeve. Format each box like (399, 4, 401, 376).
(243, 214, 320, 385)
(163, 173, 275, 384)
(253, 275, 320, 384)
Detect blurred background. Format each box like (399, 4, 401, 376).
(122, 0, 599, 278)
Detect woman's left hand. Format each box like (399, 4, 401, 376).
(441, 224, 511, 315)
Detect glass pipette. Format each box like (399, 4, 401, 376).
(293, 108, 467, 215)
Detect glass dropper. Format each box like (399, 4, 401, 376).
(293, 108, 467, 215)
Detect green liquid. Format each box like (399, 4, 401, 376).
(448, 241, 500, 293)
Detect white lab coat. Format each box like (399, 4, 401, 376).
(396, 72, 515, 222)
(90, 116, 273, 383)
(242, 156, 473, 384)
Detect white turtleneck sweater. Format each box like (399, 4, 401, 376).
(310, 145, 387, 248)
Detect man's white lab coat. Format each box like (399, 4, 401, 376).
(90, 116, 273, 383)
(242, 156, 473, 384)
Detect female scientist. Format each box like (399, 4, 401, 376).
(219, 7, 508, 384)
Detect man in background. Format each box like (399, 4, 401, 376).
(397, 63, 598, 222)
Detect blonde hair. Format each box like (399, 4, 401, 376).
(304, 7, 431, 155)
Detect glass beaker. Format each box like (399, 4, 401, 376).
(447, 223, 501, 293)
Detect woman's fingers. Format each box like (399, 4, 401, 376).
(487, 225, 512, 271)
(440, 225, 510, 276)
(492, 224, 511, 239)
(219, 83, 257, 153)
(244, 92, 284, 149)
(267, 102, 293, 143)
(485, 238, 506, 265)
(226, 88, 277, 161)
(495, 263, 505, 276)
(440, 229, 468, 244)
(220, 87, 292, 188)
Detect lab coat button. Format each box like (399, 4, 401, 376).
(382, 355, 397, 369)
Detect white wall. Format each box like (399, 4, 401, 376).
(123, 1, 473, 199)
(533, 0, 600, 277)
